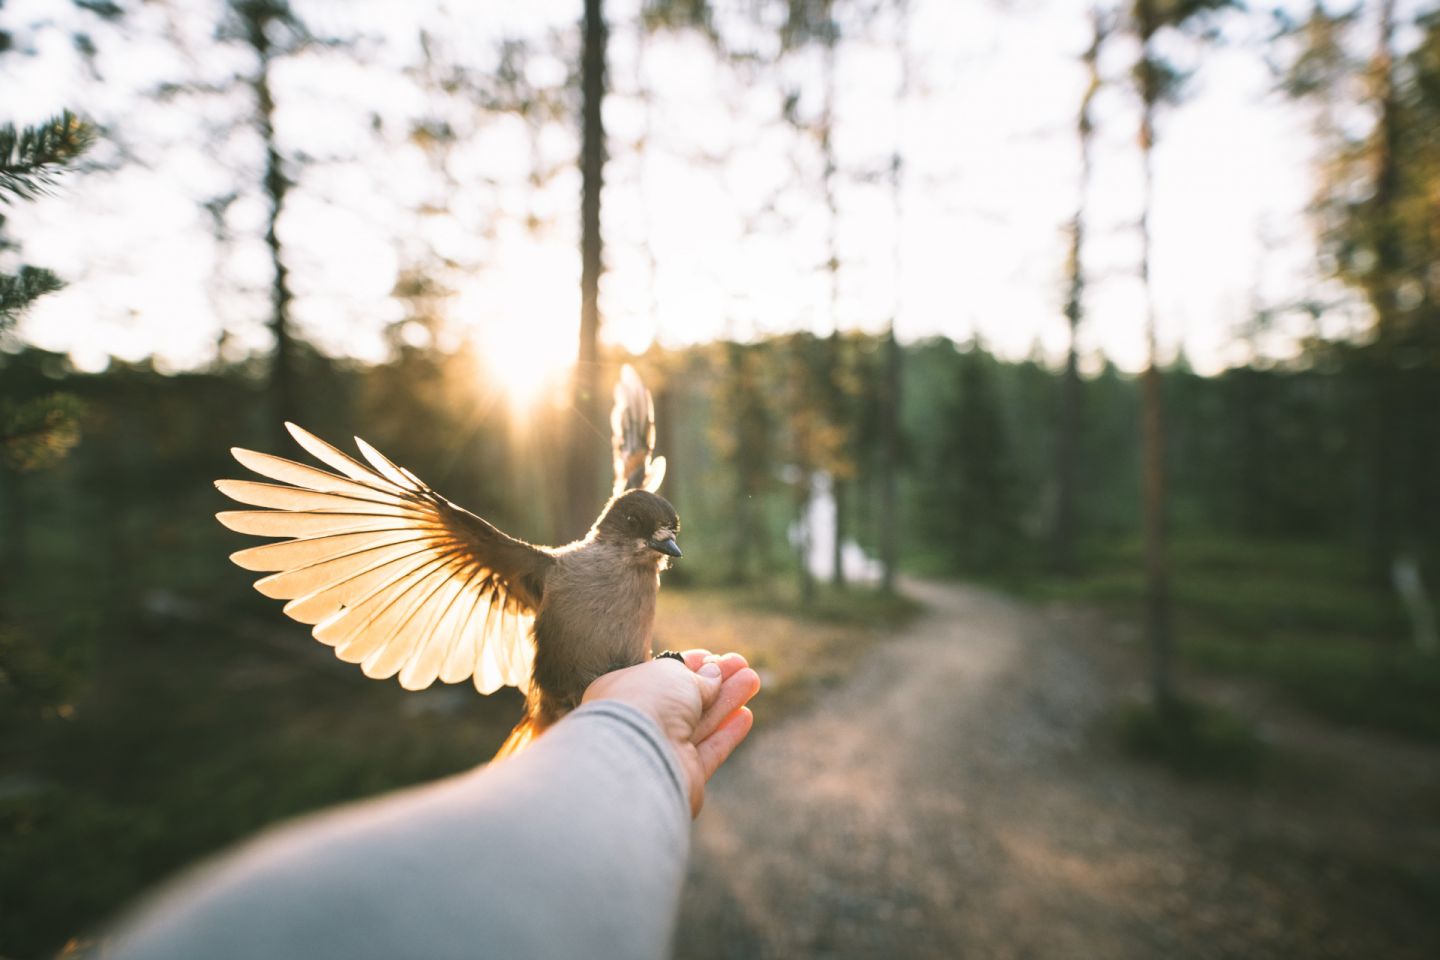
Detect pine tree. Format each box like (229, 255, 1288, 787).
(565, 0, 610, 541)
(1, 112, 92, 471)
(1054, 8, 1108, 577)
(1124, 0, 1234, 710)
(0, 111, 93, 574)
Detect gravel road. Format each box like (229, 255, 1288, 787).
(676, 580, 1440, 960)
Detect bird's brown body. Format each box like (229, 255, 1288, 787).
(532, 539, 663, 725)
(216, 365, 677, 758)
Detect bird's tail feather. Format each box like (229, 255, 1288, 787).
(493, 715, 538, 760)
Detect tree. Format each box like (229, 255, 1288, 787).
(877, 322, 902, 591)
(713, 339, 778, 583)
(933, 342, 1021, 573)
(1053, 7, 1108, 576)
(1280, 1, 1440, 591)
(773, 0, 860, 590)
(0, 112, 93, 574)
(150, 1, 336, 447)
(565, 0, 609, 540)
(223, 1, 315, 445)
(878, 0, 911, 594)
(1125, 0, 1234, 709)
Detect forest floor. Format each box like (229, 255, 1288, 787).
(676, 579, 1440, 960)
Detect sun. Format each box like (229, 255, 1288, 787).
(448, 235, 660, 412)
(475, 319, 577, 411)
(451, 242, 580, 412)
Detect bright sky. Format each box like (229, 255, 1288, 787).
(0, 0, 1398, 380)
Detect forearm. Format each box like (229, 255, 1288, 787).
(107, 701, 692, 960)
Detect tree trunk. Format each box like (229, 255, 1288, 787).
(796, 480, 815, 606)
(251, 17, 296, 448)
(567, 0, 607, 539)
(879, 325, 901, 593)
(1054, 10, 1102, 577)
(1362, 0, 1401, 584)
(829, 336, 847, 589)
(879, 4, 909, 594)
(725, 342, 750, 582)
(821, 29, 845, 590)
(1055, 333, 1081, 574)
(1138, 84, 1175, 709)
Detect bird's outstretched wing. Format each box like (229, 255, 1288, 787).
(611, 364, 666, 495)
(215, 424, 554, 694)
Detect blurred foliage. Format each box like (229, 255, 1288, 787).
(0, 265, 62, 323)
(1113, 696, 1266, 780)
(1, 113, 91, 487)
(1012, 537, 1440, 743)
(0, 392, 83, 472)
(0, 111, 92, 203)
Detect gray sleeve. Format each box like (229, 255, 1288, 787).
(106, 701, 692, 960)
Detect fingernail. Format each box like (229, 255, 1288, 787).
(699, 662, 721, 678)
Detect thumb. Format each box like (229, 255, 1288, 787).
(695, 659, 723, 709)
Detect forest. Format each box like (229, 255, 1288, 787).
(2, 1, 1439, 958)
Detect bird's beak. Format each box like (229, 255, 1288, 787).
(648, 534, 682, 558)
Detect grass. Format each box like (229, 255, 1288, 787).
(1111, 697, 1266, 780)
(0, 580, 917, 959)
(658, 583, 923, 716)
(1000, 536, 1440, 744)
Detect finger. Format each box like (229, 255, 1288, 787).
(681, 649, 714, 672)
(694, 659, 724, 711)
(715, 651, 749, 676)
(693, 666, 760, 743)
(681, 649, 748, 679)
(697, 707, 754, 781)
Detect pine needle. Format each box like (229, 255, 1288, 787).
(0, 111, 94, 204)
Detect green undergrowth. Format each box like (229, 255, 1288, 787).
(1112, 697, 1266, 780)
(986, 537, 1440, 744)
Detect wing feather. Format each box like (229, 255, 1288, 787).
(393, 576, 470, 689)
(362, 571, 466, 680)
(285, 423, 408, 493)
(313, 554, 449, 652)
(643, 455, 667, 493)
(229, 529, 430, 572)
(282, 549, 443, 625)
(611, 364, 666, 495)
(217, 510, 409, 538)
(474, 594, 508, 694)
(438, 588, 488, 685)
(230, 448, 401, 501)
(217, 426, 553, 695)
(214, 480, 418, 515)
(253, 539, 440, 600)
(355, 436, 423, 492)
(337, 560, 454, 667)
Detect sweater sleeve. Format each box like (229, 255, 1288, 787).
(106, 701, 692, 960)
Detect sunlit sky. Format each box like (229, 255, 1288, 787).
(0, 0, 1412, 380)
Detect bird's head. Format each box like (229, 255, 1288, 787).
(594, 489, 681, 565)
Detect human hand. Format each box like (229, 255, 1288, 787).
(582, 650, 760, 817)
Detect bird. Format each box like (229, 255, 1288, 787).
(215, 364, 678, 758)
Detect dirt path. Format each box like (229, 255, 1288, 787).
(676, 580, 1440, 960)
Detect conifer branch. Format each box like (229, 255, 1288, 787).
(0, 393, 84, 472)
(0, 111, 94, 203)
(0, 267, 64, 328)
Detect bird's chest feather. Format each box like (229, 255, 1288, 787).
(531, 548, 660, 703)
